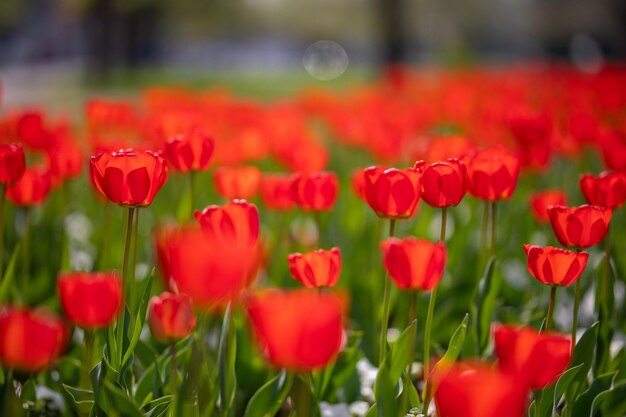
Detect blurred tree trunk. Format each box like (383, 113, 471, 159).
(378, 0, 407, 65)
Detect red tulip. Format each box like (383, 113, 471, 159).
(290, 171, 339, 211)
(58, 272, 123, 328)
(494, 325, 571, 389)
(288, 247, 341, 288)
(164, 131, 214, 173)
(246, 289, 344, 371)
(465, 147, 520, 201)
(350, 169, 366, 200)
(380, 237, 446, 291)
(0, 143, 26, 185)
(0, 307, 68, 373)
(46, 140, 83, 187)
(160, 227, 255, 309)
(259, 174, 295, 211)
(363, 166, 420, 218)
(6, 166, 52, 206)
(548, 205, 612, 248)
(434, 362, 528, 417)
(414, 159, 466, 208)
(580, 171, 626, 209)
(213, 166, 261, 200)
(148, 292, 196, 342)
(523, 244, 589, 287)
(90, 149, 168, 207)
(194, 199, 260, 249)
(530, 190, 567, 223)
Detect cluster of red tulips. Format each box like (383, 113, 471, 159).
(0, 64, 625, 417)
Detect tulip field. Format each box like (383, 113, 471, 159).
(1, 65, 626, 417)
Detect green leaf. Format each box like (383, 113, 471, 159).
(243, 370, 294, 417)
(122, 272, 153, 367)
(596, 380, 626, 417)
(571, 372, 615, 417)
(317, 331, 363, 401)
(217, 304, 237, 415)
(475, 258, 498, 355)
(0, 244, 20, 303)
(374, 356, 399, 417)
(103, 381, 143, 417)
(389, 319, 417, 383)
(552, 364, 583, 417)
(566, 322, 599, 404)
(63, 384, 95, 413)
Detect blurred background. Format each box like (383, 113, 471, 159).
(1, 0, 625, 109)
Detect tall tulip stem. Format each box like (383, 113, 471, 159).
(572, 278, 581, 355)
(379, 218, 396, 365)
(129, 208, 140, 312)
(546, 286, 557, 331)
(81, 330, 94, 389)
(189, 171, 197, 214)
(406, 291, 418, 380)
(490, 202, 497, 257)
(0, 185, 5, 276)
(116, 206, 135, 368)
(422, 207, 447, 413)
(21, 207, 31, 299)
(482, 201, 489, 253)
(170, 343, 178, 395)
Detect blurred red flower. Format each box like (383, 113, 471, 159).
(580, 171, 626, 209)
(164, 131, 214, 173)
(414, 158, 466, 208)
(530, 190, 567, 223)
(548, 205, 612, 248)
(363, 166, 420, 218)
(213, 166, 261, 200)
(46, 140, 83, 188)
(58, 272, 123, 329)
(0, 307, 68, 373)
(288, 247, 341, 288)
(195, 199, 260, 249)
(90, 149, 168, 207)
(434, 362, 529, 417)
(494, 325, 571, 389)
(380, 237, 446, 291)
(148, 292, 196, 342)
(523, 244, 589, 287)
(259, 174, 296, 211)
(465, 147, 520, 201)
(246, 288, 345, 371)
(0, 143, 26, 185)
(291, 171, 339, 212)
(6, 166, 52, 206)
(350, 169, 366, 200)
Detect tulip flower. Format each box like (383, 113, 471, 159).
(380, 237, 446, 291)
(290, 171, 339, 212)
(494, 325, 571, 389)
(350, 169, 366, 200)
(195, 199, 260, 249)
(213, 165, 261, 200)
(164, 131, 215, 173)
(434, 362, 529, 417)
(523, 244, 588, 287)
(0, 143, 26, 185)
(0, 307, 68, 373)
(259, 174, 295, 211)
(288, 247, 341, 288)
(580, 171, 626, 209)
(246, 288, 344, 370)
(414, 159, 466, 208)
(547, 205, 612, 249)
(46, 140, 83, 188)
(465, 146, 520, 201)
(160, 227, 256, 309)
(148, 292, 196, 342)
(89, 149, 168, 208)
(57, 272, 123, 329)
(6, 166, 52, 206)
(529, 190, 567, 223)
(362, 166, 420, 218)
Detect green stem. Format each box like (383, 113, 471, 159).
(0, 185, 5, 276)
(21, 207, 31, 301)
(116, 207, 135, 369)
(291, 373, 314, 417)
(405, 291, 418, 380)
(129, 208, 140, 313)
(379, 218, 396, 366)
(218, 303, 235, 415)
(170, 344, 178, 395)
(490, 202, 497, 257)
(572, 278, 581, 355)
(545, 286, 557, 331)
(189, 171, 197, 215)
(481, 201, 489, 254)
(81, 330, 94, 389)
(440, 207, 448, 242)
